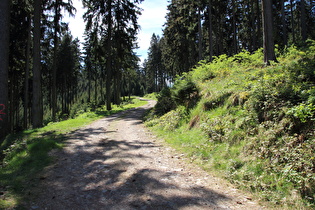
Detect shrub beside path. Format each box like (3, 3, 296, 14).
(27, 99, 264, 209)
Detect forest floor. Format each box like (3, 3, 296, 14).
(25, 99, 265, 210)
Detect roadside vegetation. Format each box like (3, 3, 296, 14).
(145, 40, 315, 208)
(0, 97, 147, 209)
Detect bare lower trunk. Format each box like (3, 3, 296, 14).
(32, 0, 43, 128)
(281, 0, 287, 46)
(262, 0, 277, 65)
(106, 0, 113, 111)
(24, 17, 31, 129)
(0, 0, 10, 140)
(198, 7, 203, 61)
(300, 0, 307, 42)
(208, 0, 213, 61)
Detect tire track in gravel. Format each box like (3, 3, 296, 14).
(27, 99, 265, 210)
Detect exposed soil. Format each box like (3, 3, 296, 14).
(26, 99, 265, 210)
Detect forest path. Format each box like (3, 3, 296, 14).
(28, 99, 264, 210)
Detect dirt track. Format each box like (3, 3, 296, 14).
(27, 99, 264, 209)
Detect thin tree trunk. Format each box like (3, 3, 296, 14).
(88, 69, 91, 103)
(94, 77, 97, 104)
(262, 0, 277, 65)
(0, 0, 10, 140)
(24, 16, 31, 129)
(100, 73, 104, 103)
(32, 0, 43, 128)
(218, 16, 223, 55)
(52, 1, 60, 122)
(106, 0, 113, 111)
(256, 0, 262, 49)
(208, 0, 213, 61)
(300, 0, 307, 42)
(198, 7, 203, 60)
(250, 0, 257, 51)
(232, 0, 238, 54)
(281, 0, 288, 46)
(290, 0, 296, 43)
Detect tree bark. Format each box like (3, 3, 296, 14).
(281, 0, 288, 46)
(0, 0, 10, 140)
(32, 0, 43, 128)
(24, 16, 32, 129)
(198, 7, 203, 61)
(262, 0, 277, 65)
(300, 0, 307, 42)
(232, 0, 238, 54)
(106, 0, 113, 111)
(52, 0, 61, 122)
(250, 0, 257, 51)
(290, 0, 296, 44)
(208, 0, 213, 62)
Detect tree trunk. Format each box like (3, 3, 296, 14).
(250, 0, 257, 51)
(256, 0, 262, 49)
(52, 1, 61, 122)
(208, 0, 213, 61)
(262, 0, 277, 65)
(88, 68, 91, 103)
(300, 0, 307, 42)
(290, 0, 296, 43)
(106, 0, 113, 111)
(24, 16, 31, 129)
(198, 7, 203, 61)
(94, 77, 97, 104)
(281, 0, 288, 46)
(0, 0, 10, 140)
(232, 0, 238, 54)
(32, 0, 43, 128)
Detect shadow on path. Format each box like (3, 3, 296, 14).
(27, 100, 235, 210)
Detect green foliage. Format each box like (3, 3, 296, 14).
(153, 87, 176, 116)
(171, 73, 198, 108)
(152, 72, 198, 117)
(146, 106, 187, 131)
(146, 42, 315, 208)
(287, 103, 315, 123)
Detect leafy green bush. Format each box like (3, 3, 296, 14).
(171, 73, 199, 108)
(154, 87, 176, 116)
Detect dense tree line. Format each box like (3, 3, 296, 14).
(0, 0, 144, 141)
(143, 0, 315, 90)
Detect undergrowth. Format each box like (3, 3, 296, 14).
(0, 97, 147, 209)
(145, 40, 315, 208)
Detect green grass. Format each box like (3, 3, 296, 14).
(0, 97, 148, 209)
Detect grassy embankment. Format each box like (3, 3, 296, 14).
(0, 97, 147, 209)
(145, 41, 315, 208)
